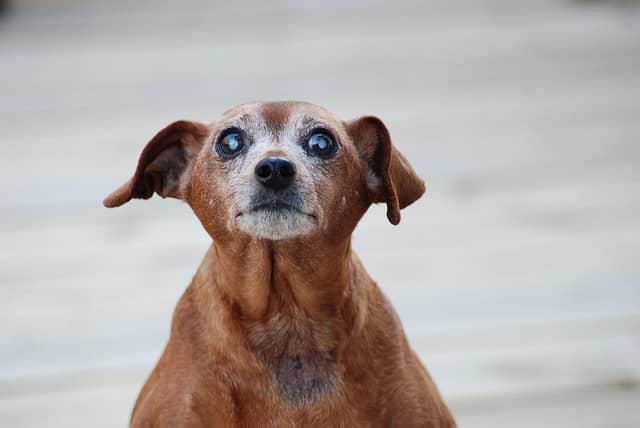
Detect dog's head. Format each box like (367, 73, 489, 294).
(104, 101, 425, 241)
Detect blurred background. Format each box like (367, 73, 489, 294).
(1, 0, 639, 426)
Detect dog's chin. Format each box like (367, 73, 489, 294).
(236, 208, 317, 240)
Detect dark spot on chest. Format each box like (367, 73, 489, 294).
(248, 315, 339, 404)
(292, 358, 302, 369)
(269, 353, 337, 404)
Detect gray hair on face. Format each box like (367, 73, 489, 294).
(224, 109, 324, 240)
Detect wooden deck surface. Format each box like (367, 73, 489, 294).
(1, 0, 639, 426)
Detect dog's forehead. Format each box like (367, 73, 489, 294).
(218, 102, 342, 135)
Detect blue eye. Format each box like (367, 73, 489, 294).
(307, 132, 336, 157)
(217, 131, 244, 157)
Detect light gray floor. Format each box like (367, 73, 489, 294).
(1, 1, 639, 426)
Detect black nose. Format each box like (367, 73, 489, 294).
(255, 157, 296, 190)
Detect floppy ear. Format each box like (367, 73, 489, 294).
(103, 120, 210, 208)
(346, 116, 426, 225)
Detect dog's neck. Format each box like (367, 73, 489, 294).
(207, 235, 353, 322)
(197, 235, 359, 402)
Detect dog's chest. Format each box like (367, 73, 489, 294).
(247, 314, 339, 404)
(268, 351, 337, 404)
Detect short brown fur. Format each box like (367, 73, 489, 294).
(105, 101, 455, 427)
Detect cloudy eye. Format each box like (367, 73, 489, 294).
(306, 131, 336, 158)
(217, 130, 244, 158)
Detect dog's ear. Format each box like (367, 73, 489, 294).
(346, 116, 425, 225)
(103, 120, 210, 208)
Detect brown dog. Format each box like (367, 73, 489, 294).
(104, 101, 456, 427)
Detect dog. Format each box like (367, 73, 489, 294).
(104, 101, 456, 427)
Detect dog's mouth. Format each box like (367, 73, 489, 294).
(236, 201, 317, 221)
(234, 193, 320, 240)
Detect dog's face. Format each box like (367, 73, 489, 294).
(192, 102, 362, 241)
(104, 101, 425, 242)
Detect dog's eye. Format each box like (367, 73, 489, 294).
(217, 131, 244, 158)
(307, 132, 336, 158)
